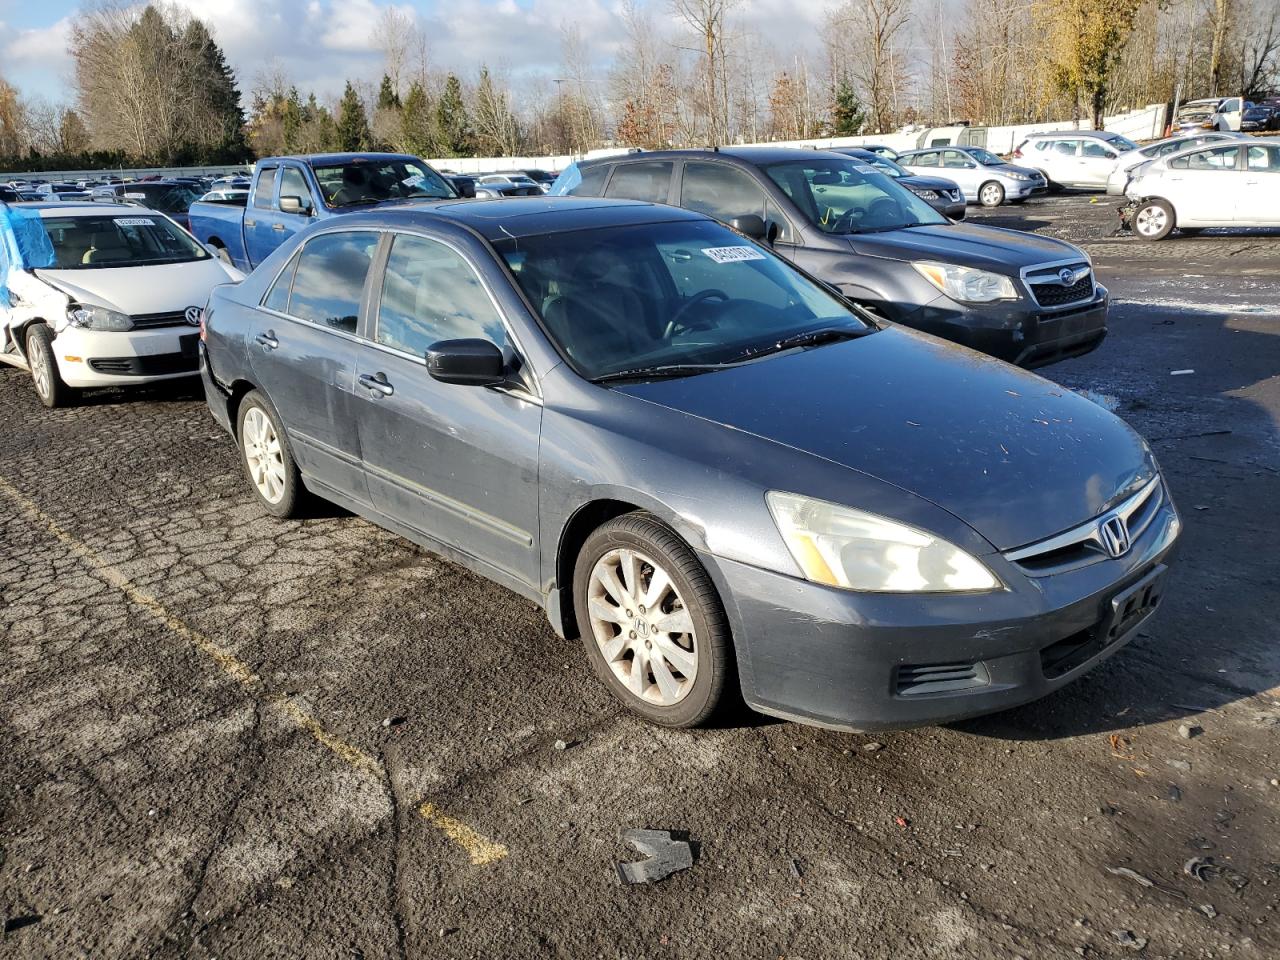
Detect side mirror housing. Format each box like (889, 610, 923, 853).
(730, 214, 779, 245)
(426, 338, 506, 387)
(279, 195, 311, 215)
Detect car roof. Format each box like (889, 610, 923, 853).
(580, 146, 859, 168)
(7, 202, 139, 217)
(287, 152, 421, 166)
(1022, 130, 1123, 140)
(332, 195, 709, 241)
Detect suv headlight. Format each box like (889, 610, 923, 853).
(912, 262, 1017, 302)
(67, 304, 134, 331)
(766, 492, 999, 593)
(910, 188, 940, 200)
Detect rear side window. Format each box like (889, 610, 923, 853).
(253, 167, 277, 209)
(1052, 140, 1078, 156)
(604, 161, 674, 203)
(263, 250, 299, 313)
(561, 163, 609, 197)
(680, 162, 767, 224)
(1172, 145, 1241, 170)
(287, 232, 378, 333)
(909, 152, 938, 167)
(942, 150, 970, 168)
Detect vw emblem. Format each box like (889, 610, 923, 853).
(184, 306, 203, 326)
(1057, 267, 1076, 286)
(1098, 514, 1131, 558)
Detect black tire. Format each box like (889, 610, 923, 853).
(978, 181, 1005, 207)
(1133, 198, 1175, 241)
(25, 324, 75, 408)
(573, 512, 734, 728)
(236, 389, 305, 518)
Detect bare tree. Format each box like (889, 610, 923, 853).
(830, 0, 914, 133)
(671, 0, 736, 143)
(374, 7, 414, 97)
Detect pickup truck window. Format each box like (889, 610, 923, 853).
(311, 159, 453, 208)
(278, 167, 314, 214)
(254, 167, 278, 209)
(287, 232, 379, 333)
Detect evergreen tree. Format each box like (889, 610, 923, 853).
(377, 74, 401, 111)
(58, 109, 91, 154)
(401, 81, 436, 156)
(336, 81, 370, 151)
(282, 87, 303, 152)
(435, 73, 472, 157)
(831, 75, 865, 136)
(183, 18, 248, 161)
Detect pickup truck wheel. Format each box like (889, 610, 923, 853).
(1133, 199, 1175, 240)
(574, 513, 733, 728)
(25, 324, 75, 408)
(979, 181, 1005, 207)
(237, 390, 304, 518)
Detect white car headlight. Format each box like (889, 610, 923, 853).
(67, 304, 133, 331)
(912, 261, 1018, 302)
(766, 492, 1000, 593)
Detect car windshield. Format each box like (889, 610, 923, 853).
(966, 148, 1005, 166)
(312, 158, 455, 207)
(496, 219, 873, 380)
(38, 213, 210, 270)
(1105, 135, 1138, 151)
(120, 184, 202, 214)
(762, 158, 946, 234)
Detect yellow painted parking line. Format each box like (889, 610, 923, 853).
(0, 476, 507, 866)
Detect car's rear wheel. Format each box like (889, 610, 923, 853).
(237, 390, 303, 517)
(574, 513, 732, 727)
(25, 324, 74, 408)
(978, 181, 1005, 207)
(1133, 199, 1175, 240)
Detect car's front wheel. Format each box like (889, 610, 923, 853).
(1133, 199, 1175, 240)
(574, 513, 733, 727)
(25, 324, 74, 408)
(979, 181, 1005, 207)
(237, 390, 304, 517)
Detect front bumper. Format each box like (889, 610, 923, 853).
(52, 325, 201, 387)
(1004, 179, 1046, 199)
(704, 497, 1180, 732)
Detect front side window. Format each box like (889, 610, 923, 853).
(277, 167, 314, 215)
(966, 148, 1005, 166)
(287, 232, 378, 333)
(375, 234, 506, 355)
(496, 219, 871, 380)
(39, 214, 210, 269)
(1082, 141, 1115, 159)
(254, 167, 278, 209)
(1246, 146, 1280, 171)
(311, 158, 454, 208)
(764, 157, 945, 235)
(605, 161, 674, 203)
(942, 150, 971, 168)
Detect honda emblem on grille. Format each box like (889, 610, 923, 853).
(1057, 268, 1076, 286)
(1098, 514, 1131, 558)
(184, 306, 202, 326)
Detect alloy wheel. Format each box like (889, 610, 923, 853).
(1135, 205, 1167, 236)
(242, 406, 286, 504)
(586, 548, 697, 706)
(28, 334, 50, 401)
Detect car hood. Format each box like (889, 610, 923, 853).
(986, 162, 1043, 179)
(898, 174, 961, 193)
(34, 257, 237, 314)
(616, 328, 1154, 551)
(846, 221, 1083, 272)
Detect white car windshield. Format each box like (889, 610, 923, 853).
(38, 214, 210, 270)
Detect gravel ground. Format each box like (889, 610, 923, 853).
(2, 195, 1278, 959)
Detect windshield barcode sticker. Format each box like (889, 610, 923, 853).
(853, 164, 877, 174)
(123, 193, 147, 199)
(702, 245, 766, 264)
(113, 217, 155, 226)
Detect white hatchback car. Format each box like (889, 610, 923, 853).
(0, 202, 242, 406)
(1013, 131, 1139, 190)
(1105, 132, 1247, 195)
(1126, 139, 1280, 240)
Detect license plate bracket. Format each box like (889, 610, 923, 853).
(1102, 564, 1167, 646)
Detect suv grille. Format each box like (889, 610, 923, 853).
(1024, 262, 1094, 309)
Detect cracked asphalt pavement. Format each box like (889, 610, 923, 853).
(3, 196, 1279, 959)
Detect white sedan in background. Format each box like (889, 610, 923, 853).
(0, 203, 243, 406)
(1126, 139, 1280, 240)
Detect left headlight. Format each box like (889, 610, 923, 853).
(66, 304, 133, 331)
(909, 188, 940, 200)
(766, 492, 1000, 593)
(912, 261, 1018, 302)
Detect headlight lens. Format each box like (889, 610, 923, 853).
(912, 261, 1018, 302)
(1006, 171, 1030, 181)
(766, 492, 999, 593)
(67, 304, 134, 331)
(910, 188, 939, 200)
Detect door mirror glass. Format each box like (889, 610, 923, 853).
(426, 338, 506, 386)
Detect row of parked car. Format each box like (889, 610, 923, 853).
(0, 143, 1190, 733)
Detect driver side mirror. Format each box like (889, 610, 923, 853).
(730, 214, 779, 245)
(426, 338, 506, 387)
(279, 195, 312, 216)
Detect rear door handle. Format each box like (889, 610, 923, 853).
(359, 372, 394, 397)
(255, 331, 279, 350)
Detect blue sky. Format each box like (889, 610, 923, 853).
(0, 0, 833, 106)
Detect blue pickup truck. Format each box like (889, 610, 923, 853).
(188, 153, 455, 273)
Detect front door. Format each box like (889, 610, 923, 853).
(1166, 144, 1245, 224)
(249, 229, 380, 503)
(244, 164, 280, 270)
(273, 164, 318, 249)
(1078, 140, 1119, 187)
(353, 231, 542, 587)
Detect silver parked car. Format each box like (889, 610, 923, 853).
(896, 146, 1047, 206)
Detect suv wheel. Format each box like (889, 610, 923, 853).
(1133, 199, 1175, 240)
(574, 513, 733, 727)
(979, 181, 1005, 207)
(25, 324, 75, 408)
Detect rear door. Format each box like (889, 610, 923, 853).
(352, 230, 543, 586)
(1165, 144, 1245, 224)
(1239, 144, 1280, 225)
(248, 229, 380, 504)
(243, 164, 280, 269)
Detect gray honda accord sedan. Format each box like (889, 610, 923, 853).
(200, 197, 1180, 732)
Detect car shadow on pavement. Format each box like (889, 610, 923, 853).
(72, 375, 205, 407)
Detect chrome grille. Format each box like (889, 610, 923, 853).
(1005, 476, 1163, 576)
(1024, 261, 1094, 310)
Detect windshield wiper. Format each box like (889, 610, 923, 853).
(328, 197, 383, 209)
(723, 326, 870, 364)
(591, 363, 732, 384)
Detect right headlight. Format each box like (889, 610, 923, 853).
(912, 261, 1018, 302)
(766, 492, 1000, 593)
(67, 304, 133, 331)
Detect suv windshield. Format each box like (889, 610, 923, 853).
(312, 158, 455, 207)
(496, 219, 872, 380)
(763, 158, 946, 234)
(39, 214, 210, 269)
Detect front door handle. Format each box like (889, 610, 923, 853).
(359, 372, 394, 397)
(244, 219, 256, 227)
(255, 331, 279, 350)
(271, 223, 285, 232)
